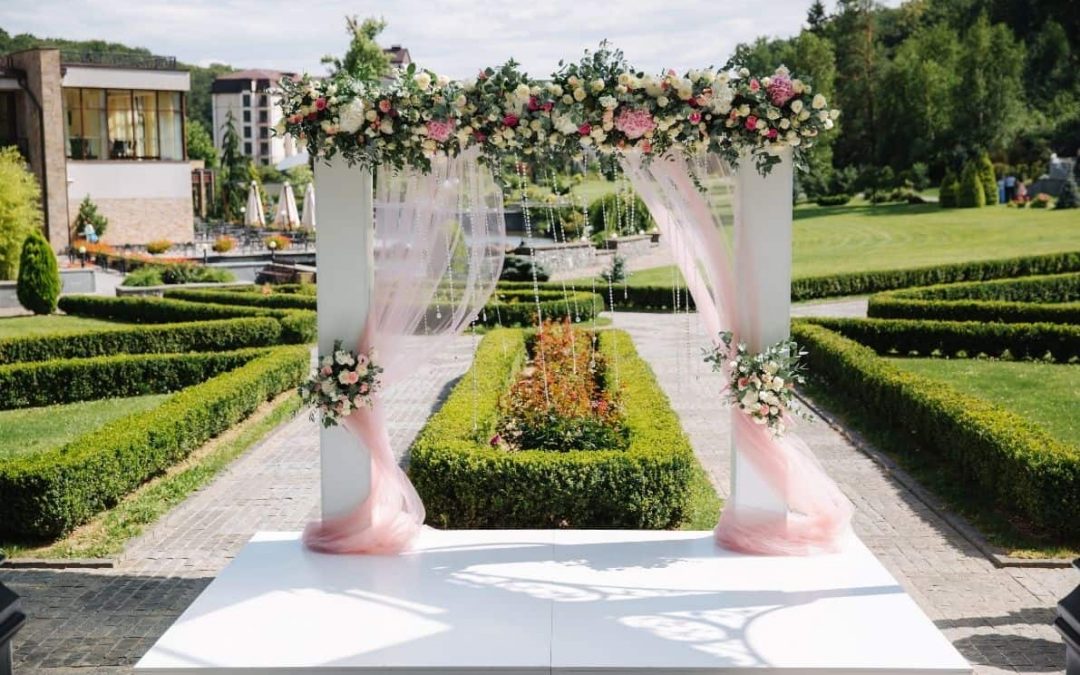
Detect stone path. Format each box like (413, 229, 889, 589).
(1, 309, 1074, 674)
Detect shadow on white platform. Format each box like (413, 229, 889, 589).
(136, 529, 970, 674)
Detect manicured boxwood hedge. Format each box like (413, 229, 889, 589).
(409, 328, 698, 529)
(485, 289, 606, 326)
(0, 317, 282, 364)
(798, 317, 1080, 362)
(59, 295, 316, 344)
(0, 344, 310, 539)
(0, 348, 267, 409)
(792, 322, 1080, 541)
(867, 272, 1080, 324)
(164, 287, 318, 310)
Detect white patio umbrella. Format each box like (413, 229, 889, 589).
(244, 181, 265, 228)
(274, 182, 301, 230)
(300, 183, 316, 229)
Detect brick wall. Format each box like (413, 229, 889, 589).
(90, 197, 194, 245)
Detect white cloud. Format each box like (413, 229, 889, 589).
(1, 0, 896, 77)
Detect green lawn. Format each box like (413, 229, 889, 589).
(889, 358, 1080, 447)
(0, 314, 125, 339)
(615, 202, 1080, 285)
(0, 395, 170, 459)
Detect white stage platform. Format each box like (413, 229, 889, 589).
(136, 530, 969, 674)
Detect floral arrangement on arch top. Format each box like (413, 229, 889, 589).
(277, 42, 838, 176)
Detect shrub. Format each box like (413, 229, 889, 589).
(164, 287, 316, 310)
(798, 316, 1080, 362)
(816, 194, 851, 207)
(957, 161, 985, 208)
(977, 153, 998, 205)
(499, 255, 550, 282)
(146, 239, 172, 255)
(410, 329, 697, 529)
(0, 146, 43, 280)
(938, 169, 959, 208)
(212, 236, 236, 253)
(1031, 193, 1052, 208)
(0, 345, 309, 539)
(122, 266, 165, 287)
(121, 263, 235, 287)
(587, 192, 654, 238)
(0, 348, 267, 409)
(0, 317, 282, 364)
(265, 234, 290, 251)
(792, 322, 1080, 541)
(1057, 174, 1078, 209)
(73, 195, 108, 239)
(599, 255, 627, 284)
(486, 289, 605, 326)
(16, 230, 60, 315)
(909, 162, 931, 191)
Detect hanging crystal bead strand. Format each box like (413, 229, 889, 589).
(518, 160, 550, 406)
(546, 165, 578, 374)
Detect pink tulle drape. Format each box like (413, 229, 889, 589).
(620, 151, 852, 556)
(304, 147, 505, 555)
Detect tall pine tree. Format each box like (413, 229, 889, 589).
(219, 110, 248, 223)
(807, 0, 828, 33)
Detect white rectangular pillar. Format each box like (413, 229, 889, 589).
(731, 148, 793, 517)
(314, 159, 374, 520)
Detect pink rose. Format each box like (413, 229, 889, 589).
(578, 123, 592, 135)
(615, 108, 657, 140)
(688, 111, 702, 124)
(748, 79, 760, 93)
(737, 377, 749, 389)
(767, 128, 778, 140)
(541, 101, 554, 112)
(378, 99, 392, 113)
(503, 114, 519, 128)
(639, 139, 652, 154)
(744, 115, 758, 131)
(426, 118, 455, 142)
(314, 97, 327, 111)
(767, 74, 795, 107)
(759, 403, 771, 416)
(321, 366, 333, 376)
(339, 370, 360, 386)
(359, 383, 369, 395)
(288, 114, 303, 125)
(527, 96, 539, 111)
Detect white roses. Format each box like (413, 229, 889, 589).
(337, 98, 366, 134)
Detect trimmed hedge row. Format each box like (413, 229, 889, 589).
(0, 348, 267, 409)
(0, 317, 283, 364)
(409, 328, 698, 529)
(791, 322, 1080, 540)
(867, 273, 1080, 324)
(59, 295, 316, 344)
(798, 317, 1080, 362)
(486, 289, 606, 326)
(0, 345, 310, 539)
(164, 288, 317, 310)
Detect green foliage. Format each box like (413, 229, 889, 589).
(1057, 174, 1079, 209)
(73, 196, 108, 239)
(587, 193, 654, 239)
(16, 231, 60, 315)
(816, 194, 852, 207)
(599, 255, 627, 284)
(164, 288, 316, 310)
(219, 110, 248, 223)
(122, 263, 234, 287)
(0, 318, 282, 364)
(0, 345, 309, 539)
(938, 169, 959, 208)
(799, 316, 1080, 363)
(499, 255, 550, 282)
(410, 329, 698, 529)
(0, 146, 43, 280)
(957, 161, 985, 208)
(977, 153, 999, 205)
(0, 348, 264, 409)
(792, 322, 1080, 541)
(486, 289, 605, 327)
(955, 16, 1026, 155)
(185, 118, 219, 169)
(322, 16, 391, 81)
(145, 239, 172, 255)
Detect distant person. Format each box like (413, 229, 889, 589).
(1016, 180, 1028, 202)
(83, 223, 98, 244)
(1004, 174, 1017, 201)
(997, 178, 1006, 204)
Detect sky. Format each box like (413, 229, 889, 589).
(1, 0, 899, 78)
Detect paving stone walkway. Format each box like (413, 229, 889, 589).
(1, 309, 1074, 673)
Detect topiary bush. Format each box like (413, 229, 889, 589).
(499, 255, 550, 282)
(587, 192, 654, 239)
(957, 161, 985, 208)
(1057, 174, 1078, 209)
(938, 169, 959, 208)
(16, 230, 61, 315)
(816, 194, 851, 207)
(977, 153, 998, 205)
(73, 195, 108, 239)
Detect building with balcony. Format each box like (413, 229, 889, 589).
(211, 69, 299, 168)
(0, 47, 194, 249)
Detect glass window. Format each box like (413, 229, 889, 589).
(63, 89, 85, 158)
(243, 126, 251, 138)
(243, 93, 251, 107)
(258, 94, 268, 108)
(243, 109, 251, 123)
(82, 90, 106, 159)
(259, 141, 269, 157)
(259, 126, 269, 139)
(258, 110, 268, 123)
(244, 141, 252, 155)
(158, 91, 184, 160)
(107, 90, 134, 158)
(133, 90, 158, 158)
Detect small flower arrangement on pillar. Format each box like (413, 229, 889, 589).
(300, 340, 383, 427)
(704, 332, 810, 437)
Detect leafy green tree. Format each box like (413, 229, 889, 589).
(0, 146, 43, 280)
(939, 169, 959, 208)
(323, 16, 391, 81)
(977, 153, 999, 205)
(954, 16, 1026, 154)
(807, 0, 828, 32)
(187, 63, 235, 130)
(1057, 174, 1078, 209)
(16, 230, 60, 315)
(219, 111, 248, 223)
(830, 0, 886, 167)
(73, 195, 108, 239)
(957, 161, 985, 208)
(186, 119, 219, 169)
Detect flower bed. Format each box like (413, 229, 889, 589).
(792, 322, 1080, 542)
(409, 326, 700, 529)
(867, 272, 1080, 324)
(0, 345, 309, 539)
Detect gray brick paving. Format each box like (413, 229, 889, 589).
(1, 311, 1074, 673)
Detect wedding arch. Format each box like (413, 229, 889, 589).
(280, 44, 851, 558)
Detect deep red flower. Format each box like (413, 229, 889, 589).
(578, 123, 591, 135)
(528, 96, 540, 111)
(314, 97, 327, 111)
(541, 101, 554, 112)
(503, 114, 519, 127)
